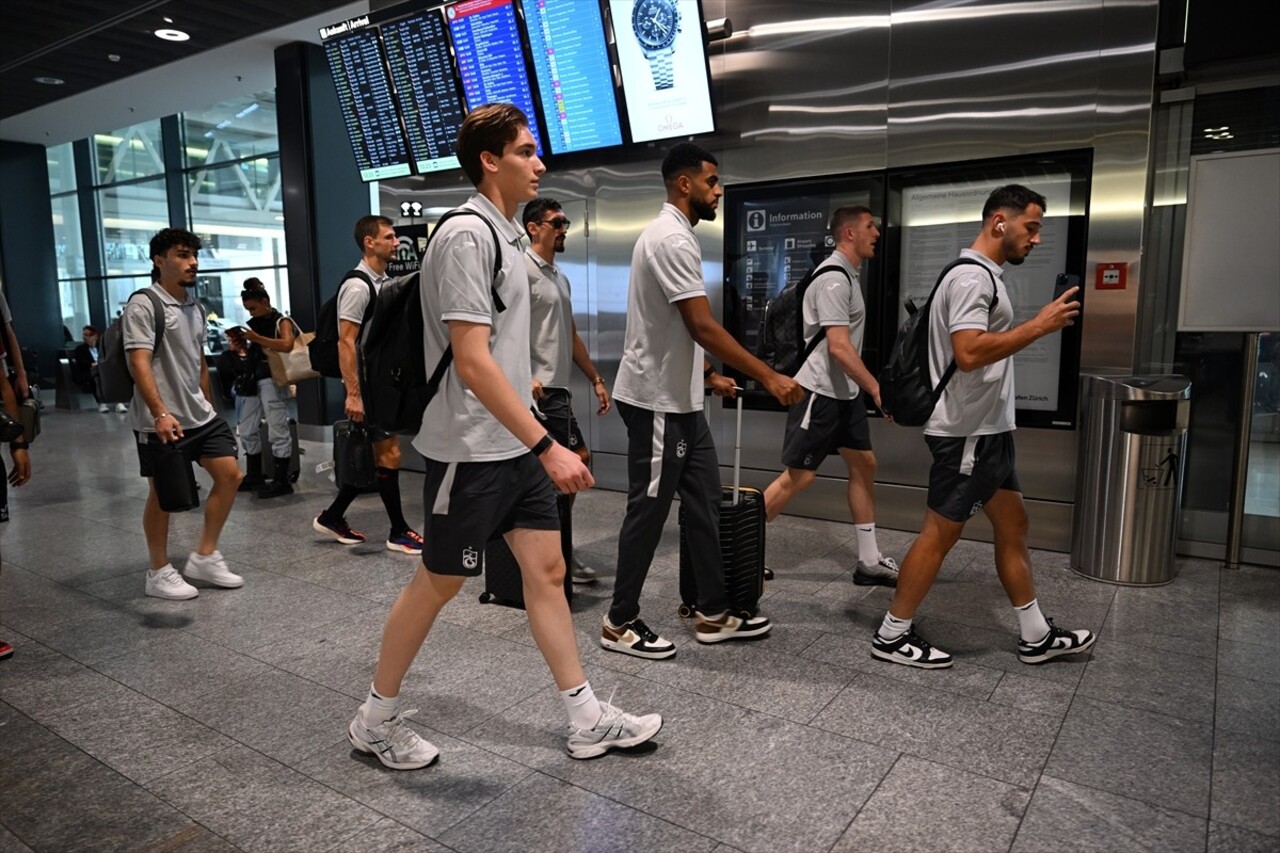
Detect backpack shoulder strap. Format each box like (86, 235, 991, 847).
(341, 269, 378, 324)
(431, 209, 505, 311)
(796, 263, 854, 368)
(133, 288, 166, 353)
(924, 258, 998, 401)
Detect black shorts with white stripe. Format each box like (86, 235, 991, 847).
(924, 431, 1020, 522)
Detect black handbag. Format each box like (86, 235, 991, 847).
(150, 441, 199, 512)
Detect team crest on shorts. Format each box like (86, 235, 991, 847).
(968, 501, 984, 518)
(568, 432, 578, 447)
(804, 454, 814, 467)
(462, 547, 479, 570)
(676, 440, 687, 458)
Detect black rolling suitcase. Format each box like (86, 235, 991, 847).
(333, 419, 377, 493)
(259, 417, 301, 483)
(678, 394, 766, 618)
(479, 494, 573, 609)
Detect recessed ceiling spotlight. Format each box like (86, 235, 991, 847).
(154, 28, 190, 41)
(34, 76, 65, 85)
(163, 16, 173, 23)
(108, 53, 121, 62)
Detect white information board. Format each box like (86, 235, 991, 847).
(1179, 148, 1280, 332)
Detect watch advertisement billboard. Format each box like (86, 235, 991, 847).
(610, 0, 714, 143)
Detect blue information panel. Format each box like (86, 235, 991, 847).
(322, 29, 414, 182)
(446, 0, 544, 154)
(382, 12, 466, 174)
(521, 0, 622, 155)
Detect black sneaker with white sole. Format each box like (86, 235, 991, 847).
(871, 628, 954, 669)
(1018, 619, 1096, 664)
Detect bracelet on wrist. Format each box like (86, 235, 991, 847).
(531, 434, 555, 456)
(703, 365, 715, 379)
(591, 377, 605, 386)
(154, 411, 170, 421)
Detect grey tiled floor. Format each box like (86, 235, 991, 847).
(2, 410, 1278, 853)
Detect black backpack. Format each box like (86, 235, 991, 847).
(358, 209, 503, 434)
(878, 258, 996, 427)
(757, 263, 852, 377)
(95, 288, 166, 404)
(307, 272, 377, 379)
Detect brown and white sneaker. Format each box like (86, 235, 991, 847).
(600, 617, 676, 660)
(694, 610, 771, 644)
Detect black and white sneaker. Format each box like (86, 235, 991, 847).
(854, 555, 900, 587)
(601, 617, 677, 660)
(871, 628, 954, 669)
(1018, 619, 1096, 664)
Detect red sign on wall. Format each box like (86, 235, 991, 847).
(1096, 262, 1127, 290)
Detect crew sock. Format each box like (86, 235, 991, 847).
(877, 612, 911, 641)
(561, 681, 603, 730)
(1015, 599, 1052, 644)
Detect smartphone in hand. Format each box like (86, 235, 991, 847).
(1054, 273, 1082, 304)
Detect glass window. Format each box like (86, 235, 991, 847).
(94, 119, 165, 185)
(98, 179, 170, 276)
(51, 194, 86, 279)
(47, 142, 76, 194)
(201, 267, 291, 326)
(103, 275, 156, 323)
(58, 279, 92, 339)
(188, 157, 286, 268)
(182, 91, 279, 168)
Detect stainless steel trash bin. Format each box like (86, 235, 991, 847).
(1071, 375, 1192, 585)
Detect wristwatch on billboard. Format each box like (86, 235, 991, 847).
(632, 0, 680, 90)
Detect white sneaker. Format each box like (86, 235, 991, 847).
(97, 403, 111, 413)
(566, 700, 663, 759)
(115, 403, 129, 413)
(145, 566, 198, 600)
(854, 555, 900, 587)
(348, 709, 439, 770)
(184, 551, 244, 588)
(570, 554, 598, 584)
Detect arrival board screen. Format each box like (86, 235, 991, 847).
(522, 0, 622, 154)
(610, 0, 714, 143)
(446, 0, 544, 154)
(323, 29, 414, 182)
(382, 12, 466, 174)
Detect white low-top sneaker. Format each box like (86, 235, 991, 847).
(348, 709, 439, 770)
(145, 566, 198, 600)
(185, 551, 244, 588)
(566, 701, 663, 760)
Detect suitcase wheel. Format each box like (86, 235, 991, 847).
(479, 592, 494, 604)
(763, 567, 774, 581)
(290, 471, 300, 483)
(676, 603, 695, 619)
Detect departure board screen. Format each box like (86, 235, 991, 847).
(446, 0, 544, 154)
(322, 29, 414, 182)
(382, 11, 466, 174)
(521, 0, 622, 155)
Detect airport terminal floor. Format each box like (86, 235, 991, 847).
(1, 407, 1277, 853)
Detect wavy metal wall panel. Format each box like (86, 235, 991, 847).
(383, 0, 1159, 550)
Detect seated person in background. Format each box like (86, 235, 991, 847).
(72, 325, 128, 413)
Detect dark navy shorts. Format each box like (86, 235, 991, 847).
(533, 387, 585, 453)
(781, 389, 872, 470)
(924, 431, 1021, 522)
(136, 417, 238, 476)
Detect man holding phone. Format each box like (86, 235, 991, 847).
(870, 184, 1095, 669)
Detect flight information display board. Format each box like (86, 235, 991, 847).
(446, 0, 544, 154)
(381, 11, 467, 174)
(521, 0, 622, 155)
(322, 28, 414, 182)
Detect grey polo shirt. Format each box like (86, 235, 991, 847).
(925, 249, 1016, 437)
(794, 252, 865, 401)
(613, 203, 706, 414)
(122, 283, 216, 432)
(524, 248, 574, 388)
(336, 260, 386, 327)
(413, 193, 531, 463)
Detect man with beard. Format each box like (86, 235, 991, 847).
(763, 206, 900, 588)
(125, 228, 245, 599)
(521, 197, 611, 584)
(601, 142, 803, 660)
(311, 215, 424, 556)
(870, 184, 1095, 669)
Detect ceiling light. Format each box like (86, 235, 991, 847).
(154, 28, 190, 42)
(35, 76, 65, 85)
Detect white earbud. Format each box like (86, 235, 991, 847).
(996, 222, 1005, 234)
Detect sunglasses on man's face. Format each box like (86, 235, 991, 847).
(540, 217, 571, 230)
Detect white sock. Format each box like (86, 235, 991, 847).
(877, 612, 911, 641)
(561, 681, 603, 730)
(149, 563, 175, 575)
(1015, 599, 1052, 643)
(856, 524, 880, 565)
(361, 684, 400, 726)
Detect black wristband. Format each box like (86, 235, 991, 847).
(531, 434, 555, 456)
(704, 365, 715, 379)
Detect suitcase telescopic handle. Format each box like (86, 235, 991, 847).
(732, 389, 743, 506)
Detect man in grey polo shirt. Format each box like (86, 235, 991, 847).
(311, 215, 423, 556)
(763, 206, 900, 587)
(871, 184, 1095, 669)
(602, 142, 804, 660)
(521, 196, 611, 584)
(346, 104, 661, 770)
(124, 228, 244, 600)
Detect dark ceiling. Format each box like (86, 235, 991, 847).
(0, 0, 357, 121)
